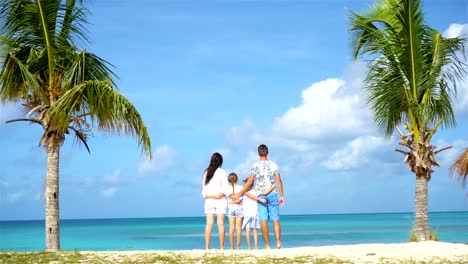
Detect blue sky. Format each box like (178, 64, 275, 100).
(1, 0, 467, 220)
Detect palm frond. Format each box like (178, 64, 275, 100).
(50, 80, 152, 158)
(449, 149, 468, 188)
(0, 0, 42, 48)
(396, 0, 425, 96)
(57, 0, 89, 46)
(62, 49, 116, 90)
(68, 125, 90, 154)
(349, 0, 466, 140)
(0, 53, 45, 102)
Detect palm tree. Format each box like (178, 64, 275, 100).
(349, 0, 466, 241)
(0, 0, 152, 251)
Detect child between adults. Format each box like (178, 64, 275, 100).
(242, 179, 276, 250)
(226, 173, 243, 250)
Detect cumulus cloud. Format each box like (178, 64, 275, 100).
(138, 145, 178, 176)
(227, 62, 372, 150)
(443, 23, 466, 38)
(442, 24, 468, 114)
(322, 136, 390, 170)
(272, 78, 370, 143)
(70, 145, 179, 197)
(226, 63, 383, 171)
(101, 187, 117, 198)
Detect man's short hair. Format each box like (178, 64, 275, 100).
(258, 144, 269, 156)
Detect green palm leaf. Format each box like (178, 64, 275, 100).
(349, 0, 466, 137)
(50, 80, 152, 158)
(0, 53, 44, 102)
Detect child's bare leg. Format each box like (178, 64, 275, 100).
(253, 228, 259, 250)
(228, 217, 235, 250)
(245, 227, 251, 250)
(236, 217, 242, 250)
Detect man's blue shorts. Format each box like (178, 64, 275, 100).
(257, 192, 280, 221)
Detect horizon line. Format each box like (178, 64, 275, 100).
(1, 210, 467, 222)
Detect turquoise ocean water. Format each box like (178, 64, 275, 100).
(1, 212, 467, 251)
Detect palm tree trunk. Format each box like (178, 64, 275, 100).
(413, 174, 430, 241)
(45, 138, 61, 252)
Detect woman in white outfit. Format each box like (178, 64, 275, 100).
(202, 152, 228, 250)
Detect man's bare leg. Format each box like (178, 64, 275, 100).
(273, 220, 281, 249)
(261, 220, 270, 249)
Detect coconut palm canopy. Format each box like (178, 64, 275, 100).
(350, 0, 466, 138)
(0, 0, 152, 251)
(349, 0, 466, 241)
(0, 0, 152, 155)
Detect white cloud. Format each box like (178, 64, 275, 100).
(442, 24, 468, 114)
(102, 169, 122, 184)
(434, 138, 468, 167)
(226, 63, 372, 152)
(101, 187, 117, 198)
(272, 78, 369, 143)
(226, 63, 384, 171)
(138, 145, 178, 176)
(7, 191, 25, 204)
(322, 136, 390, 170)
(443, 23, 466, 38)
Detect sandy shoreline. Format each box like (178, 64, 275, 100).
(78, 241, 468, 263)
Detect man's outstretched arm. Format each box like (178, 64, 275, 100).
(233, 175, 254, 200)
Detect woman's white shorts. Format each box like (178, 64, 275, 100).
(204, 198, 227, 215)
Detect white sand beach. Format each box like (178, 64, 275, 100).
(80, 241, 468, 263)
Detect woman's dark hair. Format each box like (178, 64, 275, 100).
(204, 152, 223, 185)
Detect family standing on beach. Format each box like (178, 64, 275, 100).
(202, 144, 285, 250)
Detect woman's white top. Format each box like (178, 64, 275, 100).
(202, 168, 229, 212)
(202, 168, 229, 197)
